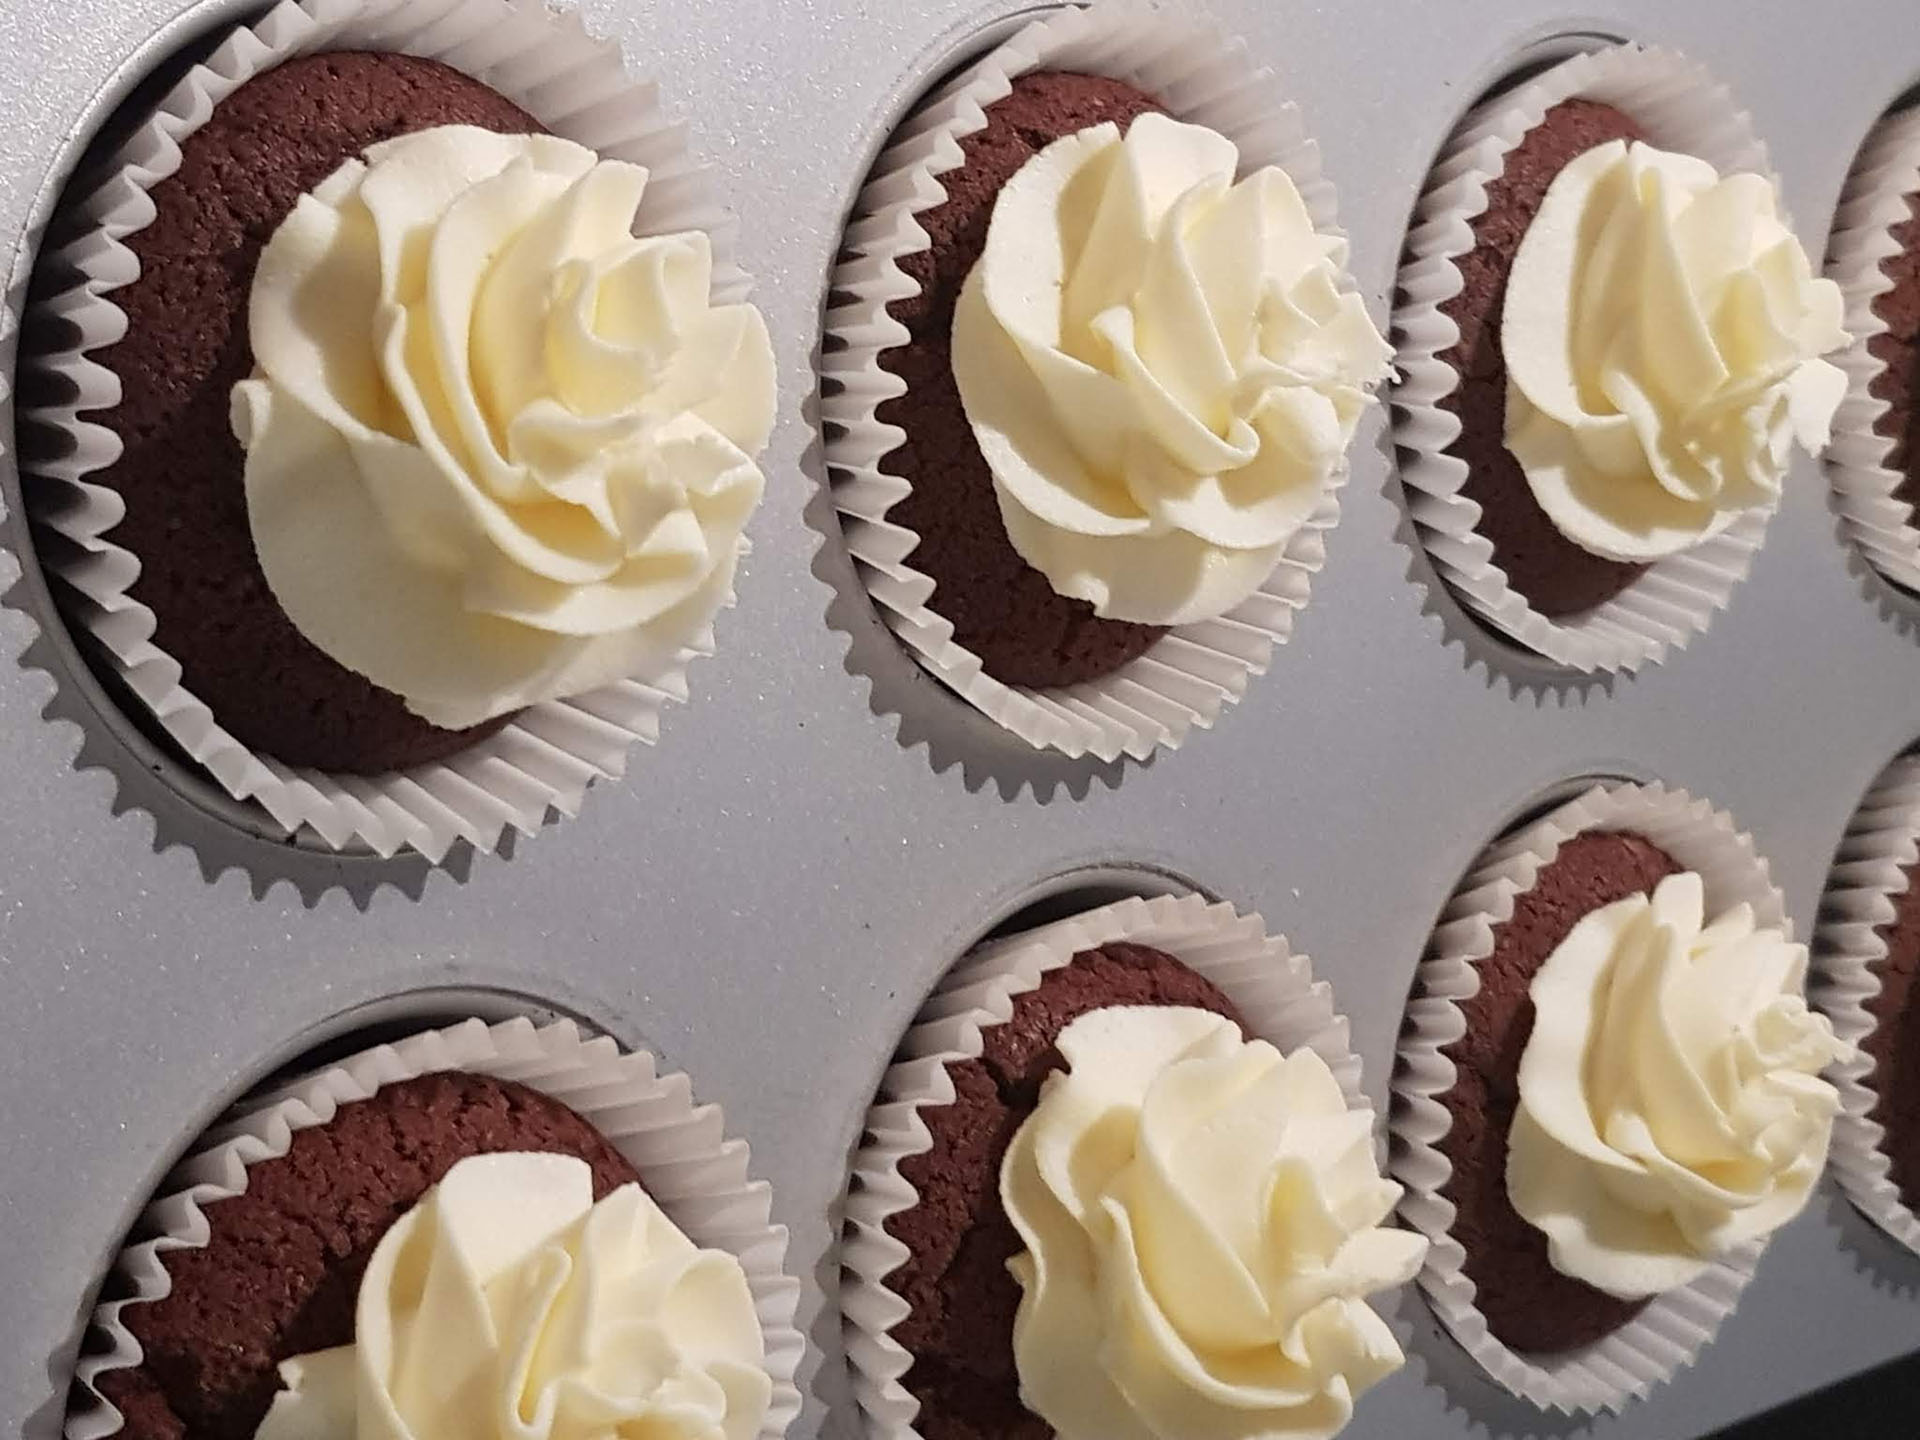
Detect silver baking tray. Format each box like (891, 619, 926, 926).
(2, 0, 1917, 1437)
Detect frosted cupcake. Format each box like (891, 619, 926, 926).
(70, 1018, 803, 1440)
(825, 6, 1387, 761)
(1394, 46, 1847, 672)
(843, 894, 1426, 1440)
(24, 0, 773, 857)
(1392, 783, 1848, 1409)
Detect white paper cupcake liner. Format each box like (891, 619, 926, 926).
(1811, 751, 1920, 1255)
(840, 890, 1397, 1439)
(1390, 45, 1781, 674)
(19, 0, 753, 862)
(66, 1014, 804, 1440)
(1388, 781, 1787, 1412)
(1825, 106, 1920, 595)
(820, 4, 1361, 764)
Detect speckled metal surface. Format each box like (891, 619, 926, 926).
(0, 1, 1916, 1437)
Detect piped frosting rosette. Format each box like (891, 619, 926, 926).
(1390, 781, 1843, 1411)
(19, 0, 771, 860)
(1811, 751, 1920, 1255)
(841, 891, 1426, 1440)
(821, 4, 1385, 763)
(1824, 104, 1920, 594)
(67, 1015, 804, 1440)
(1391, 45, 1845, 673)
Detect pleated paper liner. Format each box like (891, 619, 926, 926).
(839, 890, 1402, 1439)
(67, 1014, 804, 1439)
(820, 3, 1370, 764)
(1826, 104, 1920, 597)
(1390, 45, 1782, 675)
(1389, 781, 1786, 1411)
(1812, 751, 1920, 1256)
(19, 0, 753, 861)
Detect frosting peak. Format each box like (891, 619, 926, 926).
(252, 1151, 770, 1440)
(1508, 871, 1849, 1299)
(235, 126, 775, 730)
(1000, 1006, 1426, 1440)
(951, 113, 1391, 627)
(1503, 138, 1847, 563)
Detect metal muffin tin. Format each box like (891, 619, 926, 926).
(1, 0, 1917, 1436)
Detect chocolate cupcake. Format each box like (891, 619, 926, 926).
(1392, 45, 1846, 673)
(1392, 782, 1844, 1411)
(1825, 105, 1920, 594)
(844, 893, 1425, 1440)
(1811, 751, 1920, 1256)
(22, 0, 775, 860)
(71, 1017, 804, 1440)
(824, 5, 1387, 763)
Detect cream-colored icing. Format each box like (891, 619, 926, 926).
(252, 1151, 770, 1440)
(1503, 138, 1847, 563)
(235, 126, 774, 729)
(951, 113, 1390, 627)
(999, 1006, 1426, 1440)
(1508, 871, 1849, 1298)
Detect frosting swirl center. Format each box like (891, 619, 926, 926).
(951, 113, 1391, 627)
(1508, 870, 1848, 1298)
(235, 126, 775, 729)
(1502, 138, 1847, 563)
(999, 1005, 1426, 1440)
(253, 1151, 771, 1440)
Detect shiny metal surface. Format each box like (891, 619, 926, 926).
(0, 1, 1916, 1437)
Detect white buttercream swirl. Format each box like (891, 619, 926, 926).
(234, 125, 775, 730)
(999, 1006, 1426, 1440)
(951, 113, 1391, 627)
(252, 1151, 770, 1440)
(1508, 871, 1849, 1299)
(1502, 138, 1848, 563)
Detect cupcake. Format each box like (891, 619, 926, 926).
(843, 893, 1427, 1440)
(824, 5, 1388, 762)
(1810, 752, 1920, 1254)
(1393, 46, 1847, 672)
(23, 0, 774, 858)
(70, 1017, 803, 1440)
(1825, 104, 1920, 593)
(1392, 783, 1848, 1410)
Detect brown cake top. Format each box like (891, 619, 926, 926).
(1435, 828, 1681, 1353)
(99, 1069, 639, 1440)
(882, 941, 1243, 1440)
